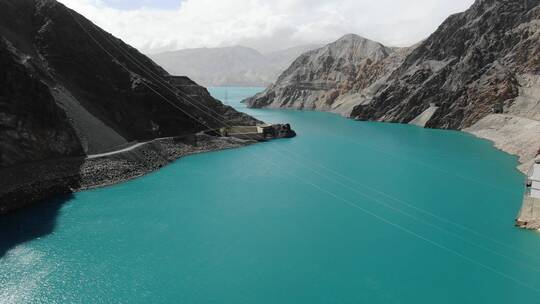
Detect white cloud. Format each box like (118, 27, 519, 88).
(58, 0, 475, 54)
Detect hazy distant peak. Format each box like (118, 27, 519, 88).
(263, 44, 324, 57)
(212, 45, 263, 53)
(150, 43, 322, 87)
(157, 45, 263, 56)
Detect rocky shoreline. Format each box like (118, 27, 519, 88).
(465, 126, 540, 231)
(0, 134, 256, 214)
(78, 135, 255, 190)
(0, 124, 296, 214)
(0, 135, 254, 214)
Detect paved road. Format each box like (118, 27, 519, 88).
(86, 142, 147, 159)
(85, 130, 220, 160)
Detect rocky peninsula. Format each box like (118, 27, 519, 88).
(1, 126, 295, 214)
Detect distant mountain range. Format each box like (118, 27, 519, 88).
(150, 44, 323, 87)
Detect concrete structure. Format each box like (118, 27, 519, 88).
(220, 125, 272, 138)
(516, 157, 540, 230)
(529, 161, 540, 198)
(219, 125, 267, 141)
(257, 125, 273, 134)
(216, 124, 295, 141)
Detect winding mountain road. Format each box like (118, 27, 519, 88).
(86, 142, 148, 159)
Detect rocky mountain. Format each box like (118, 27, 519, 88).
(247, 0, 540, 169)
(244, 34, 414, 115)
(264, 44, 324, 70)
(351, 0, 539, 126)
(0, 0, 263, 211)
(150, 44, 322, 87)
(352, 0, 540, 169)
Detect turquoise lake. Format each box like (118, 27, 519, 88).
(1, 87, 540, 303)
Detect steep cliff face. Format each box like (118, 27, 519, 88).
(244, 34, 412, 115)
(0, 38, 83, 168)
(0, 0, 257, 164)
(351, 0, 540, 130)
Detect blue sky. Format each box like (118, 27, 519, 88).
(101, 0, 182, 10)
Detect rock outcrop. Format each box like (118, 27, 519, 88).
(0, 0, 287, 212)
(267, 124, 296, 139)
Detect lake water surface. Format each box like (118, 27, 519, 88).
(1, 87, 540, 303)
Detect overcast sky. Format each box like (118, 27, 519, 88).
(58, 0, 475, 54)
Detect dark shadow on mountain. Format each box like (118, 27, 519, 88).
(0, 194, 75, 258)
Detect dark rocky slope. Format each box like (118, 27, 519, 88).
(0, 0, 290, 212)
(0, 0, 257, 156)
(0, 38, 83, 167)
